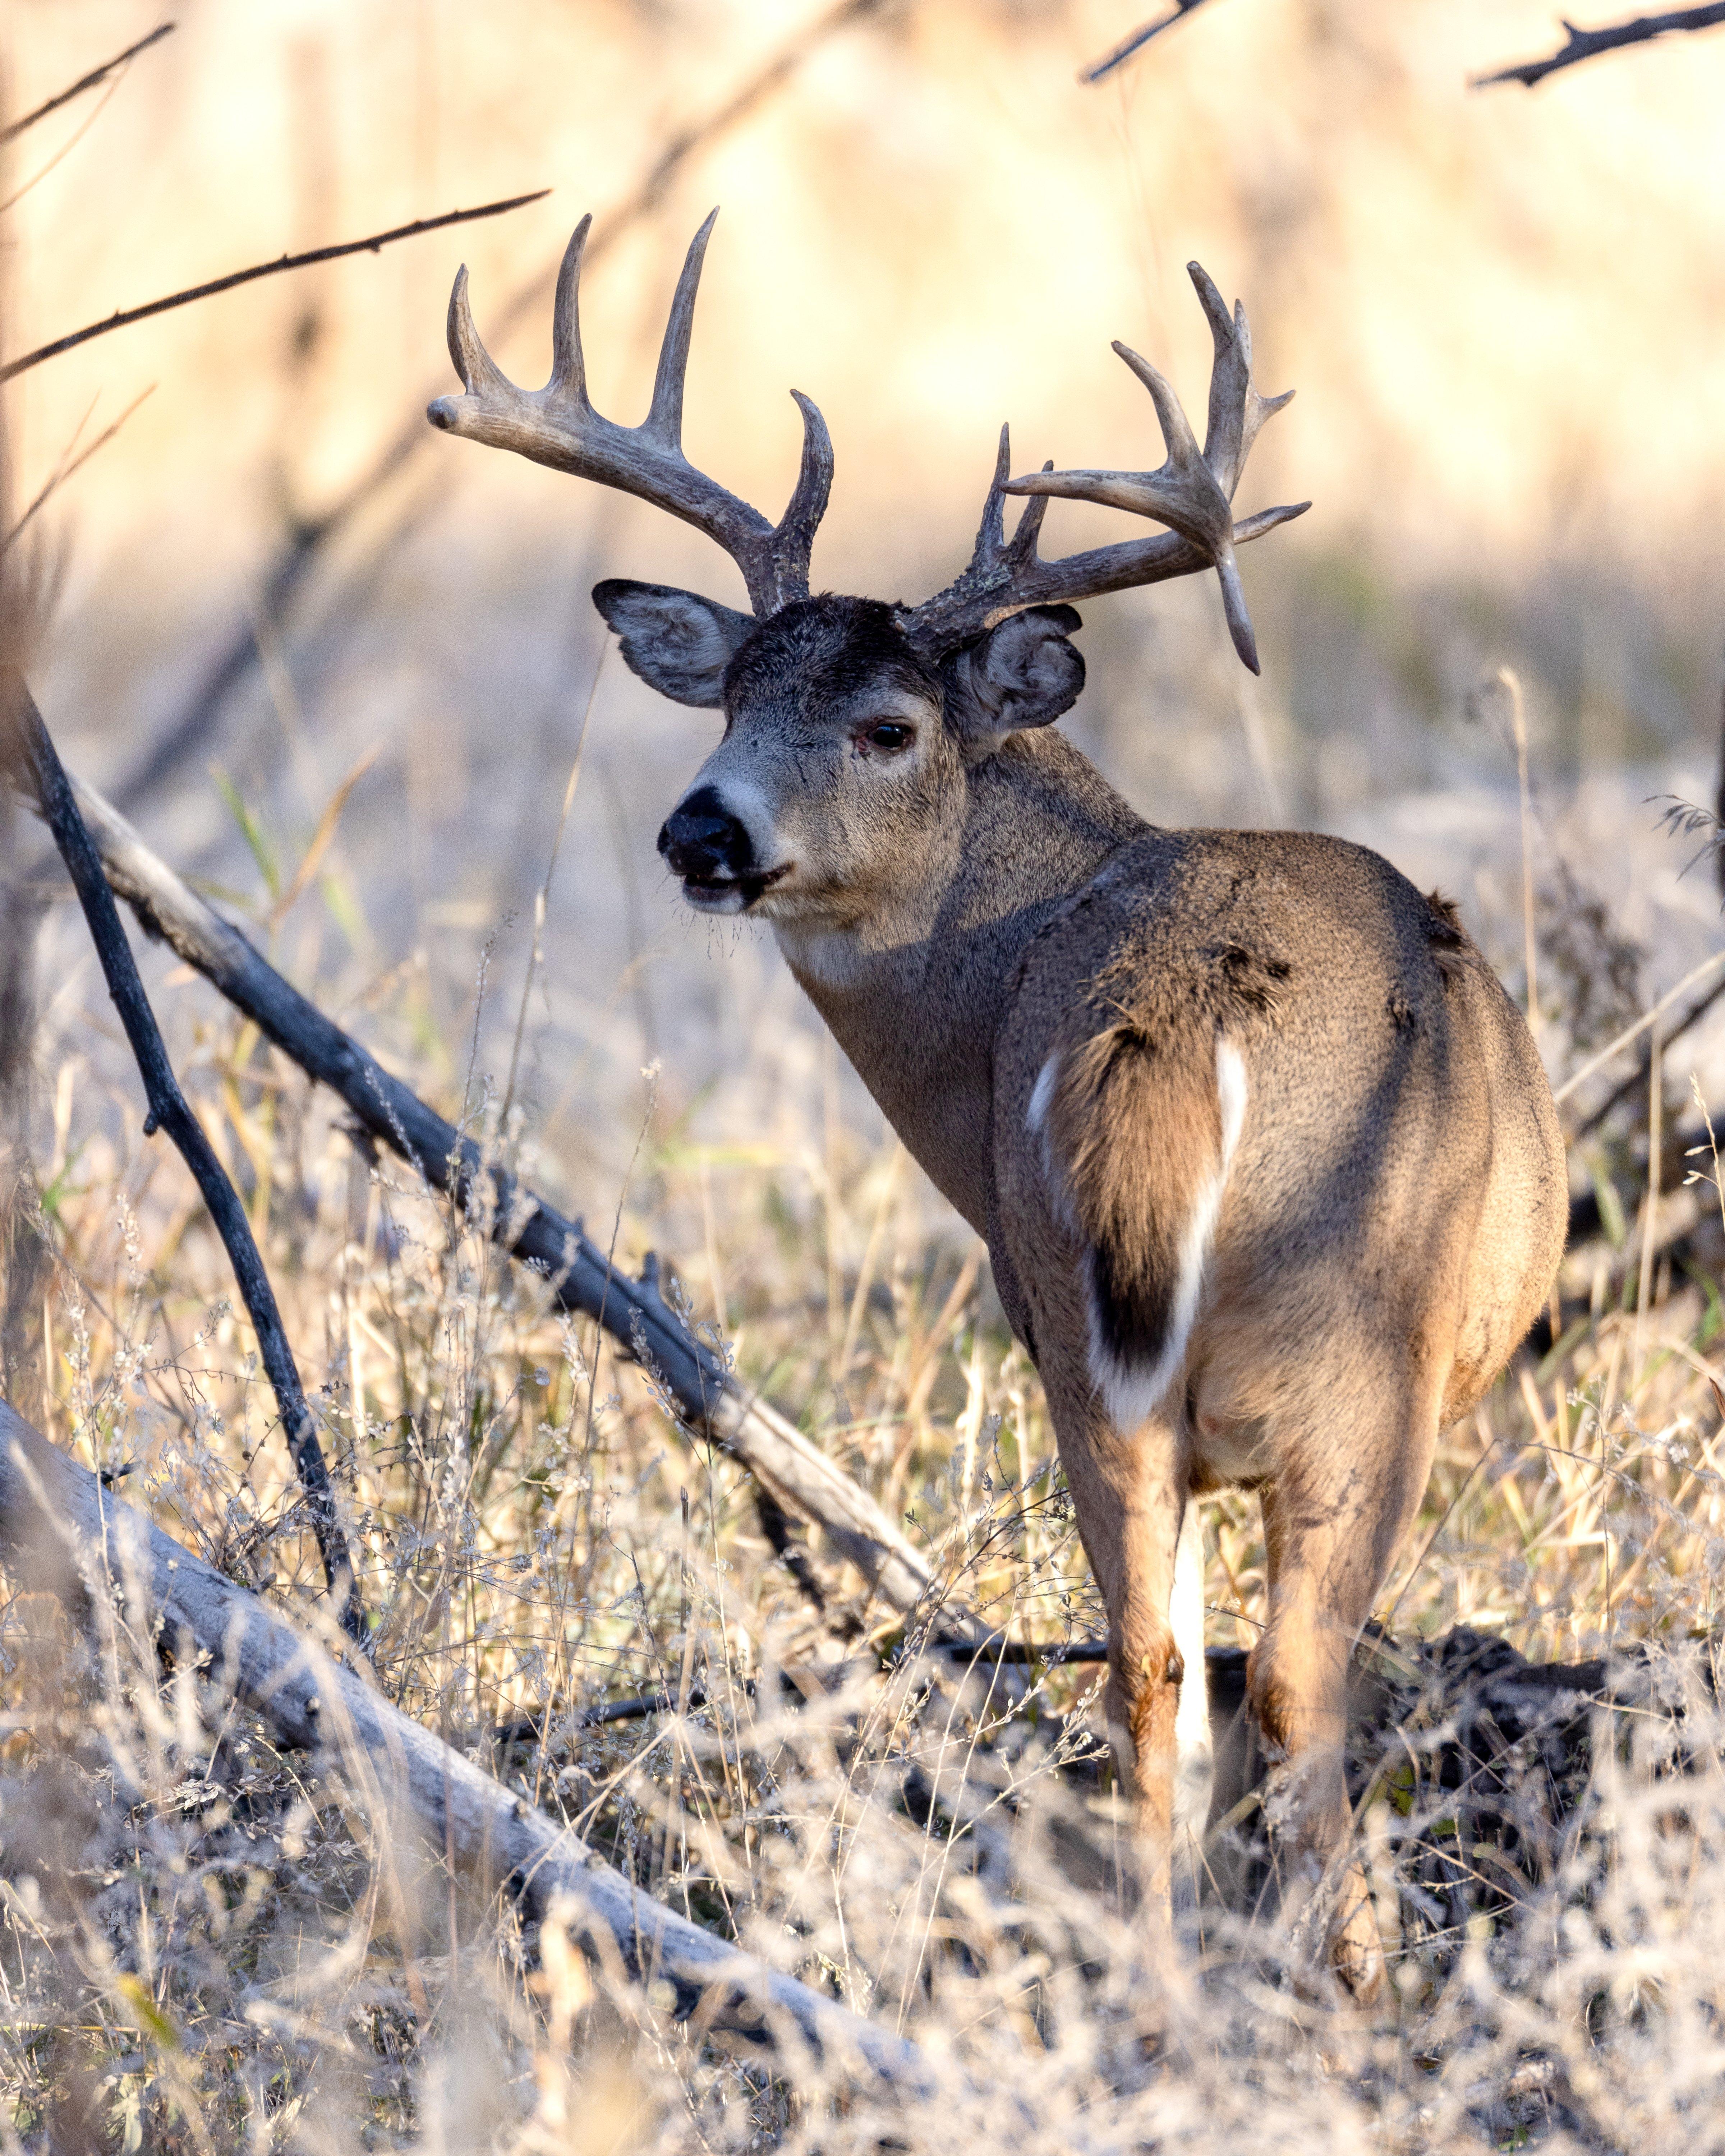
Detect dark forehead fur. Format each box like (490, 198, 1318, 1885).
(723, 595, 940, 709)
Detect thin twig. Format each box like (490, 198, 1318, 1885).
(1473, 2, 1725, 87)
(1496, 668, 1541, 1037)
(4, 684, 364, 1641)
(501, 640, 606, 1127)
(1572, 968, 1725, 1139)
(1080, 0, 1220, 83)
(1553, 948, 1725, 1107)
(1633, 1027, 1663, 1381)
(0, 21, 175, 143)
(0, 73, 129, 217)
(0, 191, 550, 384)
(1, 388, 155, 555)
(112, 0, 901, 816)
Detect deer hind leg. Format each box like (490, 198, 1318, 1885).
(1049, 1382, 1190, 1920)
(1169, 1498, 1214, 1905)
(1247, 1361, 1441, 2000)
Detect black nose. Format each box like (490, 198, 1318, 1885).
(657, 784, 754, 884)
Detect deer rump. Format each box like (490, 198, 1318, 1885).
(1026, 930, 1289, 1433)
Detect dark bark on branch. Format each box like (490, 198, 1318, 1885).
(5, 688, 364, 1640)
(492, 1635, 1117, 1745)
(47, 765, 940, 1620)
(1473, 3, 1725, 87)
(0, 192, 549, 384)
(0, 22, 175, 144)
(1080, 0, 1220, 84)
(113, 0, 897, 816)
(0, 1401, 927, 2090)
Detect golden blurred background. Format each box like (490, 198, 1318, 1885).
(8, 0, 1725, 1213)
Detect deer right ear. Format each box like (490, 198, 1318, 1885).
(592, 579, 756, 709)
(944, 603, 1085, 759)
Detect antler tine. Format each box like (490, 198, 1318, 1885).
(763, 389, 835, 611)
(445, 264, 513, 399)
(548, 215, 593, 405)
(970, 423, 1012, 565)
(1004, 455, 1054, 568)
(645, 208, 719, 448)
(962, 428, 1053, 571)
(428, 210, 833, 622)
(1187, 262, 1294, 501)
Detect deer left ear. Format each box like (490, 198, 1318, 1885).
(944, 604, 1084, 757)
(592, 578, 756, 709)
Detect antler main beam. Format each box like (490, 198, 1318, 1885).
(427, 212, 832, 618)
(902, 262, 1306, 673)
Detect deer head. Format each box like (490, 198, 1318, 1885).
(427, 212, 1306, 927)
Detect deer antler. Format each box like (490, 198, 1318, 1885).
(901, 262, 1305, 673)
(427, 211, 833, 618)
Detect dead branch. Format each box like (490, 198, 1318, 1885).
(115, 0, 902, 817)
(43, 764, 942, 1622)
(6, 687, 364, 1641)
(1080, 0, 1223, 83)
(0, 22, 176, 144)
(0, 192, 550, 385)
(493, 1633, 1116, 1746)
(1473, 3, 1725, 88)
(0, 1399, 929, 2090)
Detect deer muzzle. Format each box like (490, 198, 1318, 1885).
(658, 785, 781, 910)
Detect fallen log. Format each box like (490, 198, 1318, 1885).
(27, 768, 939, 1622)
(0, 1399, 929, 2091)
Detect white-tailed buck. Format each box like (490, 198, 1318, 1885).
(428, 211, 1568, 1992)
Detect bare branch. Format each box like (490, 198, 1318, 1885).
(1080, 0, 1221, 84)
(37, 764, 943, 1622)
(4, 687, 364, 1642)
(0, 1401, 929, 2090)
(0, 20, 175, 143)
(0, 191, 550, 384)
(1473, 3, 1725, 88)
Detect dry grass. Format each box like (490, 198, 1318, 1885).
(2, 922, 1724, 2148)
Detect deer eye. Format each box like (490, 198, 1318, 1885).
(861, 719, 914, 753)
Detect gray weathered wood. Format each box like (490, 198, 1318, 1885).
(0, 1400, 929, 2090)
(51, 770, 939, 1621)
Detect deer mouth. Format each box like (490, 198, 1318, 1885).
(680, 863, 790, 912)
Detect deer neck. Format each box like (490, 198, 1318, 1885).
(774, 729, 1145, 1236)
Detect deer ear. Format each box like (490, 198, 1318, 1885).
(592, 579, 756, 709)
(944, 604, 1084, 756)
